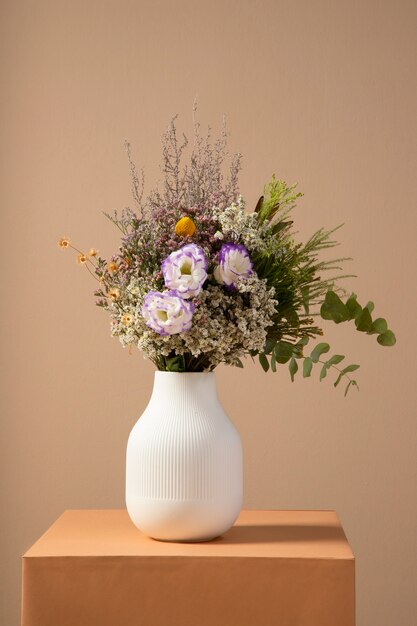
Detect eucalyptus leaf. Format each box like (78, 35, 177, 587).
(320, 364, 328, 381)
(320, 301, 333, 321)
(326, 354, 345, 366)
(344, 380, 353, 396)
(289, 357, 298, 382)
(333, 364, 359, 387)
(321, 290, 350, 323)
(377, 330, 396, 346)
(334, 372, 343, 388)
(264, 337, 278, 355)
(259, 353, 269, 372)
(341, 364, 360, 374)
(303, 357, 313, 378)
(311, 342, 330, 363)
(292, 344, 304, 359)
(345, 379, 359, 395)
(274, 341, 294, 364)
(346, 293, 362, 320)
(355, 308, 373, 332)
(372, 318, 388, 334)
(271, 352, 277, 373)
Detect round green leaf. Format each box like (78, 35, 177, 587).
(274, 341, 294, 364)
(320, 301, 333, 321)
(377, 330, 396, 346)
(355, 308, 373, 332)
(321, 291, 350, 323)
(372, 318, 388, 334)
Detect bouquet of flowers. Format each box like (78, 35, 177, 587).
(59, 114, 395, 395)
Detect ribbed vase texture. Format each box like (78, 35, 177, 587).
(126, 372, 243, 541)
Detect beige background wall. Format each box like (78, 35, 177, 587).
(1, 1, 416, 624)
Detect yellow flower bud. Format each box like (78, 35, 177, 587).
(175, 216, 196, 237)
(122, 313, 133, 326)
(58, 237, 70, 249)
(108, 287, 120, 301)
(76, 253, 87, 265)
(107, 262, 118, 273)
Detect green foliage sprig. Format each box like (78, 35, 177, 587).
(252, 177, 354, 353)
(320, 291, 396, 346)
(253, 178, 396, 395)
(258, 338, 361, 396)
(257, 288, 396, 395)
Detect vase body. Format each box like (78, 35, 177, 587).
(126, 371, 243, 542)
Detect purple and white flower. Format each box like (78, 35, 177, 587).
(214, 243, 254, 288)
(162, 243, 208, 299)
(142, 291, 194, 335)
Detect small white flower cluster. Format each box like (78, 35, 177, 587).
(108, 277, 149, 348)
(212, 197, 273, 253)
(110, 307, 140, 347)
(135, 278, 277, 369)
(191, 279, 277, 367)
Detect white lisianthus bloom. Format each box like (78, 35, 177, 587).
(141, 291, 194, 336)
(162, 244, 208, 299)
(214, 243, 254, 288)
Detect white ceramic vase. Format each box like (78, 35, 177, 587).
(126, 371, 243, 542)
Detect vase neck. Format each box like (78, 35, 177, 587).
(150, 371, 218, 404)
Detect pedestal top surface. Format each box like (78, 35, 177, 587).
(24, 509, 354, 560)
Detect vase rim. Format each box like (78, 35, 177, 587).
(154, 370, 215, 376)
